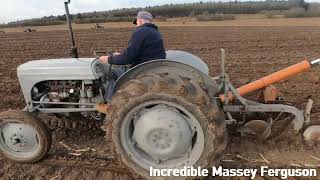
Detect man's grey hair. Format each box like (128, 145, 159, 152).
(140, 19, 151, 23)
(137, 11, 153, 22)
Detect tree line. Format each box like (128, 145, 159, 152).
(0, 0, 310, 28)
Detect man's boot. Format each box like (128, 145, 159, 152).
(95, 103, 109, 114)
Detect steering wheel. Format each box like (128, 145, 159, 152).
(94, 51, 108, 58)
(93, 51, 113, 103)
(93, 50, 113, 71)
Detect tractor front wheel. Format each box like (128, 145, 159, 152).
(0, 110, 51, 163)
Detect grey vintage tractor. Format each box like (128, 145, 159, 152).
(0, 1, 319, 178)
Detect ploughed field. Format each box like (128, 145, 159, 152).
(0, 26, 320, 179)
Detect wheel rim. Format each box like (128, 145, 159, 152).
(0, 119, 41, 159)
(120, 100, 205, 170)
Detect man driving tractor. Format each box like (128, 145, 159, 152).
(96, 11, 166, 113)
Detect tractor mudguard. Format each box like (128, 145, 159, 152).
(114, 60, 219, 98)
(165, 50, 209, 74)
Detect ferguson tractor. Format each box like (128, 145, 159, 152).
(23, 28, 36, 33)
(0, 1, 319, 178)
(91, 23, 104, 29)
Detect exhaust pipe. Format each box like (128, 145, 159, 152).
(64, 0, 78, 58)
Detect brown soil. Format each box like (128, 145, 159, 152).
(4, 16, 320, 33)
(0, 26, 319, 179)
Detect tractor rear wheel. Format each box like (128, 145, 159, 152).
(108, 73, 227, 178)
(0, 110, 51, 163)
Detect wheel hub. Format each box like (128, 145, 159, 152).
(133, 105, 193, 161)
(150, 129, 172, 150)
(10, 134, 24, 146)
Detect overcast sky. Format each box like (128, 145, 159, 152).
(0, 0, 318, 23)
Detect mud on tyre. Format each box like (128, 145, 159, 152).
(107, 73, 227, 178)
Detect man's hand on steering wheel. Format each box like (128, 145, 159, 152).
(99, 52, 121, 64)
(99, 56, 109, 64)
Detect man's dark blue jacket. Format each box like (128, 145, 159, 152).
(109, 23, 166, 66)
